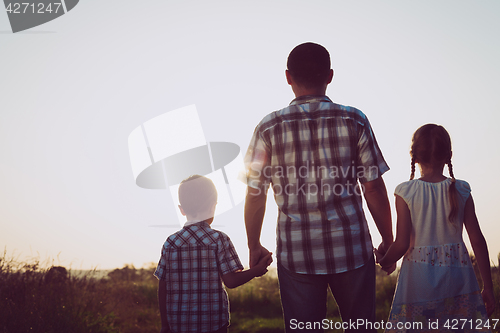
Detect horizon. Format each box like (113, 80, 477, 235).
(1, 0, 499, 270)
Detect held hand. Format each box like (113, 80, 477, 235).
(373, 248, 383, 264)
(482, 289, 495, 317)
(249, 244, 270, 268)
(381, 262, 396, 275)
(374, 247, 396, 275)
(377, 241, 392, 256)
(255, 252, 273, 277)
(259, 251, 273, 267)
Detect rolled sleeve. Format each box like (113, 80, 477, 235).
(356, 117, 389, 183)
(244, 126, 271, 191)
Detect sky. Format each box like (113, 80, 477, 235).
(1, 0, 499, 270)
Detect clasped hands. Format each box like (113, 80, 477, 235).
(249, 244, 273, 274)
(374, 242, 396, 275)
(249, 242, 396, 276)
(249, 243, 396, 276)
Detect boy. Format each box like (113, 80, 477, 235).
(154, 175, 272, 333)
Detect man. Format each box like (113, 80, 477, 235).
(244, 42, 394, 332)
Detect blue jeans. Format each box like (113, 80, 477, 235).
(277, 256, 376, 333)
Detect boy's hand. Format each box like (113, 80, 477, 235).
(249, 244, 271, 268)
(254, 252, 273, 277)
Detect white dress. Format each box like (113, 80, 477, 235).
(387, 179, 490, 333)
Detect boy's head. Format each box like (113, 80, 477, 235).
(178, 175, 218, 223)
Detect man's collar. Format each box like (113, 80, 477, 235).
(290, 95, 332, 106)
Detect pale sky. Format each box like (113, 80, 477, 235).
(1, 0, 499, 270)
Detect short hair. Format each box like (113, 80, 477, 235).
(287, 42, 331, 89)
(178, 175, 217, 216)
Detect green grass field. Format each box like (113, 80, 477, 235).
(0, 252, 499, 333)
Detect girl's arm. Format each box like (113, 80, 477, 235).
(377, 195, 411, 271)
(463, 194, 495, 317)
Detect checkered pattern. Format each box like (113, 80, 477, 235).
(154, 222, 243, 333)
(245, 95, 389, 274)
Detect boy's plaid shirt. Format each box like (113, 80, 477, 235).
(245, 95, 389, 275)
(154, 222, 243, 333)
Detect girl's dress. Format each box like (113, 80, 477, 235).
(387, 178, 491, 333)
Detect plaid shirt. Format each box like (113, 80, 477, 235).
(154, 222, 243, 333)
(245, 95, 389, 274)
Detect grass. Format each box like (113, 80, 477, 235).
(0, 251, 499, 333)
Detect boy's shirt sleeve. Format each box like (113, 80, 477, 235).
(217, 233, 244, 275)
(154, 243, 169, 281)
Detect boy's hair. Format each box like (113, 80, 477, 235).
(287, 42, 331, 89)
(410, 124, 458, 223)
(178, 175, 218, 216)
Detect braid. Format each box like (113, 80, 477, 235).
(447, 160, 456, 183)
(410, 157, 416, 180)
(447, 160, 459, 224)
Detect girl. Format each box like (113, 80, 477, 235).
(376, 124, 495, 332)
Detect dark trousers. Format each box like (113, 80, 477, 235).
(278, 256, 377, 333)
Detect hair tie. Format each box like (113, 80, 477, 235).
(450, 178, 456, 183)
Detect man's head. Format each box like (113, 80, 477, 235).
(286, 42, 333, 92)
(178, 175, 218, 223)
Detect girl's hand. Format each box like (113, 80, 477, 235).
(374, 248, 383, 263)
(482, 288, 495, 317)
(374, 248, 396, 275)
(381, 262, 396, 275)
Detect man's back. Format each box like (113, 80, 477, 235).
(245, 96, 388, 275)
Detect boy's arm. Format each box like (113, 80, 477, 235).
(463, 195, 495, 317)
(158, 280, 170, 333)
(221, 252, 272, 289)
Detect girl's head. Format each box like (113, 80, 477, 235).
(409, 124, 458, 223)
(410, 124, 452, 176)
